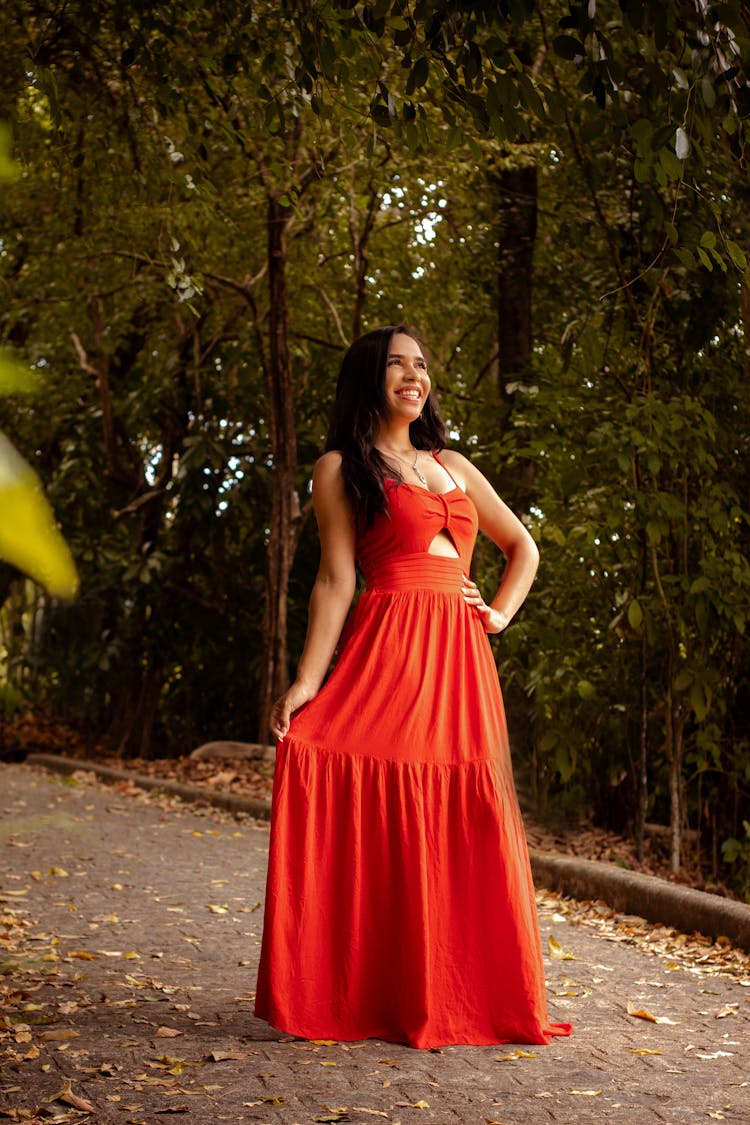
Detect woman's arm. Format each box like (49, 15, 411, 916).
(440, 450, 539, 634)
(269, 452, 357, 739)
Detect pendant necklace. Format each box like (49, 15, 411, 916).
(378, 445, 429, 486)
(411, 448, 428, 486)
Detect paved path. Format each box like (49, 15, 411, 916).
(1, 764, 748, 1124)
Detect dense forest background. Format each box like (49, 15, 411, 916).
(1, 0, 749, 896)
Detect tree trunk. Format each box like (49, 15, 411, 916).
(636, 627, 648, 862)
(496, 164, 537, 384)
(258, 195, 301, 740)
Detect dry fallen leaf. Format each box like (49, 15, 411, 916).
(627, 1048, 663, 1055)
(548, 934, 578, 960)
(207, 1049, 247, 1062)
(715, 1004, 738, 1018)
(48, 867, 69, 878)
(567, 1089, 602, 1096)
(155, 1027, 184, 1038)
(495, 1048, 537, 1061)
(46, 1080, 95, 1114)
(626, 1001, 677, 1025)
(39, 1029, 80, 1042)
(352, 1109, 390, 1119)
(206, 904, 228, 914)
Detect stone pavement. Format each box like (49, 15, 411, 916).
(1, 763, 748, 1124)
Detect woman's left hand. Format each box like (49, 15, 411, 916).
(461, 575, 509, 634)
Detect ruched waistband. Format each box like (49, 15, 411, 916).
(363, 553, 464, 593)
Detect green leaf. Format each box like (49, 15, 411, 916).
(0, 123, 19, 182)
(696, 245, 713, 270)
(577, 679, 596, 700)
(555, 742, 576, 782)
(700, 230, 717, 249)
(700, 77, 716, 108)
(553, 35, 585, 60)
(627, 599, 643, 629)
(664, 221, 678, 245)
(0, 352, 43, 395)
(405, 56, 429, 95)
(658, 148, 683, 180)
(725, 239, 747, 270)
(0, 433, 78, 599)
(674, 668, 693, 692)
(690, 681, 708, 722)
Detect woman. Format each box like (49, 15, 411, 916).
(254, 325, 571, 1049)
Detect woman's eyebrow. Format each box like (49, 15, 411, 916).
(388, 353, 426, 361)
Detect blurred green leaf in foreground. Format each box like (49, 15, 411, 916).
(0, 126, 78, 599)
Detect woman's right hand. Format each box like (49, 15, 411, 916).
(269, 680, 318, 741)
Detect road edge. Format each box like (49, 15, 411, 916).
(25, 752, 750, 952)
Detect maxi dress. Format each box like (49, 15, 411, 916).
(254, 454, 572, 1049)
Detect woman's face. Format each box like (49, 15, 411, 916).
(382, 333, 431, 423)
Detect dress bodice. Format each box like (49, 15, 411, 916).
(356, 455, 479, 589)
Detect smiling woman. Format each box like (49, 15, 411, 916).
(254, 324, 571, 1049)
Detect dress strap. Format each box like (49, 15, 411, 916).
(431, 450, 461, 490)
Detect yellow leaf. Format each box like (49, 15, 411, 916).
(312, 1039, 339, 1045)
(626, 1001, 677, 1024)
(123, 952, 141, 960)
(48, 867, 69, 878)
(567, 1089, 602, 1096)
(39, 1029, 80, 1042)
(206, 904, 228, 914)
(0, 123, 19, 183)
(627, 1048, 663, 1055)
(0, 350, 40, 394)
(0, 434, 78, 598)
(548, 934, 578, 960)
(495, 1048, 537, 1061)
(67, 950, 97, 961)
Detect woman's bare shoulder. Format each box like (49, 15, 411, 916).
(312, 452, 352, 517)
(313, 450, 344, 480)
(439, 447, 472, 471)
(438, 447, 473, 488)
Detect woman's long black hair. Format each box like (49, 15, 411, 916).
(324, 325, 447, 525)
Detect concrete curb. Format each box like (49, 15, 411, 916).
(25, 753, 750, 952)
(529, 849, 750, 951)
(25, 752, 271, 822)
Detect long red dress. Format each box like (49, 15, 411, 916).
(254, 454, 571, 1049)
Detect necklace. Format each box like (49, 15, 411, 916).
(410, 448, 428, 486)
(378, 445, 428, 486)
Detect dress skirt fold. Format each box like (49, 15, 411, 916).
(254, 467, 572, 1048)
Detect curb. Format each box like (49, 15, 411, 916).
(24, 753, 750, 953)
(529, 849, 750, 953)
(25, 752, 271, 822)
